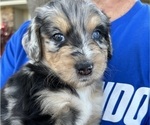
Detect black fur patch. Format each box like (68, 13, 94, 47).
(1, 63, 79, 125)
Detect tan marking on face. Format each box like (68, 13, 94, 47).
(53, 15, 70, 33)
(43, 45, 77, 84)
(89, 43, 108, 78)
(87, 15, 101, 32)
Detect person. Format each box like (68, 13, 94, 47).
(0, 0, 149, 124)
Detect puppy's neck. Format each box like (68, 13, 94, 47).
(93, 0, 136, 21)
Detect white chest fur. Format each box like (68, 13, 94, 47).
(76, 85, 103, 125)
(37, 83, 103, 125)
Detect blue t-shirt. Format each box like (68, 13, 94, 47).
(102, 1, 150, 125)
(0, 1, 149, 125)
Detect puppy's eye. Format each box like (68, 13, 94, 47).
(53, 33, 65, 42)
(92, 30, 102, 41)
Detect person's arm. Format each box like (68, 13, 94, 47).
(0, 21, 31, 88)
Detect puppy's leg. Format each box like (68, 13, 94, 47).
(1, 86, 23, 125)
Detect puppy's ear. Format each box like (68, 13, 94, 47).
(22, 18, 42, 62)
(107, 34, 113, 59)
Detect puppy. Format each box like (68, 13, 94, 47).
(1, 0, 112, 125)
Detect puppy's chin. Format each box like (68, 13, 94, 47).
(67, 73, 102, 88)
(76, 79, 94, 88)
(74, 76, 101, 88)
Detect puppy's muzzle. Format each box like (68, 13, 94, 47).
(75, 61, 93, 76)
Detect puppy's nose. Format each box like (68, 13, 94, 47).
(75, 61, 93, 76)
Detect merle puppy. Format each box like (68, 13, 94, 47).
(1, 0, 112, 125)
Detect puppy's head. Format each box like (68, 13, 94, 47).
(22, 0, 112, 88)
